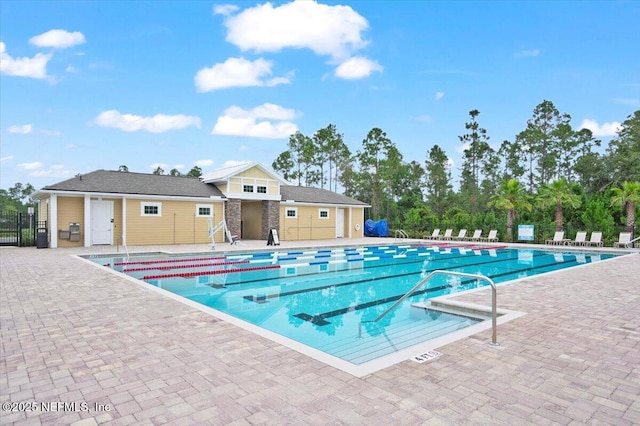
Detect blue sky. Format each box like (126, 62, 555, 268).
(1, 0, 639, 192)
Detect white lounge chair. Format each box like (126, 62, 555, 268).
(546, 231, 565, 245)
(452, 229, 467, 241)
(439, 229, 453, 240)
(570, 231, 587, 246)
(425, 228, 441, 240)
(468, 229, 483, 241)
(613, 232, 632, 248)
(585, 231, 603, 247)
(482, 230, 498, 242)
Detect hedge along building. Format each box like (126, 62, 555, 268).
(33, 162, 368, 248)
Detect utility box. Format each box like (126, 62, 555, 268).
(59, 230, 70, 240)
(37, 227, 48, 249)
(69, 223, 81, 242)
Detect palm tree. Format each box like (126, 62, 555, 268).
(610, 181, 640, 234)
(489, 179, 532, 242)
(536, 178, 582, 231)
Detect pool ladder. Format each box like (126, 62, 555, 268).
(358, 270, 499, 346)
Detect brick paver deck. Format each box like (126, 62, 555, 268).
(1, 241, 639, 425)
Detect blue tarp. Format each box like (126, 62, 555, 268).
(364, 219, 389, 237)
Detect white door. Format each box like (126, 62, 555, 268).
(336, 208, 345, 238)
(91, 200, 113, 245)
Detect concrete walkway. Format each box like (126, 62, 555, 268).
(1, 240, 639, 425)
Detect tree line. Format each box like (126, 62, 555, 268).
(272, 101, 640, 243)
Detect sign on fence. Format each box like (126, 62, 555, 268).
(518, 224, 535, 241)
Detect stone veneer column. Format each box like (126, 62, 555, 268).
(225, 199, 241, 240)
(261, 200, 280, 240)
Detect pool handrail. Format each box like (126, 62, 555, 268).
(358, 270, 499, 346)
(395, 229, 409, 239)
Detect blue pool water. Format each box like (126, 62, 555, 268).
(87, 244, 618, 365)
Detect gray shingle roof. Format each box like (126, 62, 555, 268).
(40, 170, 366, 205)
(41, 170, 224, 198)
(280, 185, 367, 206)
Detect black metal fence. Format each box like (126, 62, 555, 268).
(0, 211, 44, 247)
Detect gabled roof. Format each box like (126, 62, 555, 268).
(37, 170, 224, 198)
(201, 161, 289, 185)
(281, 185, 368, 206)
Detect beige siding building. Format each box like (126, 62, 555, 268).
(34, 162, 368, 248)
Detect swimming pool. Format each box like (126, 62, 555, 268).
(86, 243, 619, 375)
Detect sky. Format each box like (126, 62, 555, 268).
(1, 0, 639, 192)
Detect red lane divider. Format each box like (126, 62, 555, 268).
(123, 259, 250, 273)
(143, 264, 281, 280)
(114, 255, 227, 266)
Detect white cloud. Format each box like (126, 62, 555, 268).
(1, 156, 14, 163)
(195, 159, 214, 167)
(29, 29, 86, 48)
(239, 145, 249, 151)
(417, 115, 433, 123)
(579, 119, 622, 137)
(29, 167, 76, 179)
(0, 42, 51, 79)
(223, 1, 369, 61)
(8, 124, 33, 134)
(334, 56, 382, 80)
(612, 98, 640, 107)
(18, 161, 44, 170)
(212, 103, 298, 139)
(40, 129, 62, 136)
(435, 91, 444, 101)
(195, 57, 292, 92)
(94, 110, 201, 133)
(213, 4, 239, 16)
(513, 49, 541, 58)
(223, 160, 251, 168)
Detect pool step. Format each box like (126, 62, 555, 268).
(318, 314, 478, 364)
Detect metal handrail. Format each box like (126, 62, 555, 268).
(625, 236, 640, 248)
(395, 229, 409, 239)
(358, 270, 499, 346)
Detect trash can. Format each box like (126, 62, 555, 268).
(36, 227, 48, 249)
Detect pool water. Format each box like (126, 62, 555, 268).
(87, 244, 617, 366)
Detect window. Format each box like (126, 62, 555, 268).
(257, 186, 267, 194)
(243, 185, 254, 193)
(319, 209, 329, 219)
(286, 208, 297, 218)
(196, 204, 213, 217)
(141, 202, 161, 216)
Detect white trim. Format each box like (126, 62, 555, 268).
(122, 198, 127, 246)
(224, 192, 280, 201)
(84, 195, 91, 247)
(34, 189, 225, 203)
(50, 194, 58, 248)
(280, 200, 369, 208)
(141, 202, 162, 216)
(285, 207, 298, 218)
(196, 204, 213, 217)
(318, 208, 330, 219)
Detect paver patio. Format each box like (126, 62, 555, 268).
(1, 240, 639, 425)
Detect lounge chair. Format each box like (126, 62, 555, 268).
(545, 231, 565, 245)
(482, 229, 498, 242)
(439, 229, 453, 240)
(467, 229, 483, 241)
(613, 232, 632, 248)
(452, 229, 467, 241)
(425, 229, 440, 240)
(585, 231, 603, 247)
(570, 231, 587, 246)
